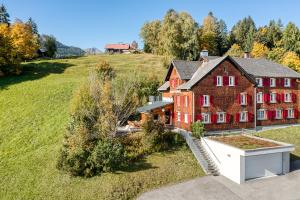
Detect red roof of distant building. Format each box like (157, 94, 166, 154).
(105, 44, 130, 50)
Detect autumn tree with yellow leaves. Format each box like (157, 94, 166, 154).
(251, 42, 270, 58)
(281, 51, 300, 72)
(0, 20, 39, 75)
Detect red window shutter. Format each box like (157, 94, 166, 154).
(248, 113, 254, 122)
(212, 114, 217, 124)
(281, 93, 285, 102)
(196, 114, 202, 121)
(181, 96, 184, 107)
(235, 77, 238, 86)
(226, 114, 231, 123)
(263, 78, 269, 87)
(210, 96, 214, 106)
(276, 93, 281, 103)
(295, 109, 299, 118)
(224, 76, 229, 86)
(283, 110, 288, 119)
(247, 94, 252, 105)
(235, 113, 240, 122)
(291, 79, 296, 87)
(237, 94, 241, 104)
(174, 96, 177, 107)
(187, 96, 189, 107)
(213, 76, 217, 86)
(276, 78, 280, 87)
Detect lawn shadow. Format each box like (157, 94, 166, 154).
(117, 158, 158, 174)
(0, 61, 74, 90)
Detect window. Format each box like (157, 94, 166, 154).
(284, 92, 292, 102)
(203, 95, 210, 107)
(257, 109, 266, 120)
(275, 109, 282, 119)
(177, 112, 181, 122)
(257, 92, 263, 103)
(184, 113, 188, 123)
(229, 76, 235, 86)
(201, 113, 211, 124)
(217, 112, 225, 123)
(270, 78, 276, 87)
(240, 111, 248, 122)
(284, 78, 291, 87)
(240, 93, 247, 105)
(217, 76, 223, 86)
(287, 108, 294, 118)
(256, 78, 263, 87)
(185, 96, 188, 107)
(270, 92, 277, 103)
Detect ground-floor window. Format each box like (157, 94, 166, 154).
(184, 113, 188, 123)
(177, 112, 181, 122)
(201, 113, 211, 124)
(240, 111, 248, 122)
(287, 108, 294, 119)
(275, 109, 282, 119)
(257, 109, 266, 120)
(217, 112, 225, 123)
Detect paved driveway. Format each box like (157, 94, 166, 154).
(138, 169, 300, 200)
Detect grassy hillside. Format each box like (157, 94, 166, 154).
(0, 54, 204, 200)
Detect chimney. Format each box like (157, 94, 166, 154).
(244, 52, 250, 59)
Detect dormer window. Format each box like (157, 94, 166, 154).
(256, 78, 263, 87)
(217, 76, 223, 86)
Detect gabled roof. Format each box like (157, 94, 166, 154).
(158, 81, 170, 91)
(137, 101, 173, 113)
(234, 58, 300, 78)
(105, 44, 130, 50)
(177, 56, 256, 90)
(164, 60, 202, 81)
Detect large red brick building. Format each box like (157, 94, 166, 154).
(138, 52, 300, 131)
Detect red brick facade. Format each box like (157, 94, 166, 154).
(162, 58, 300, 131)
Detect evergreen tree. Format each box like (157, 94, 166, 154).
(44, 35, 57, 58)
(0, 4, 10, 25)
(283, 22, 300, 55)
(26, 17, 39, 36)
(216, 19, 229, 55)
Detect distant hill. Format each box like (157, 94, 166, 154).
(40, 35, 86, 58)
(84, 48, 102, 55)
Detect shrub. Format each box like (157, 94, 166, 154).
(95, 60, 115, 81)
(191, 121, 205, 138)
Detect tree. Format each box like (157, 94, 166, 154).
(251, 42, 269, 58)
(225, 44, 243, 57)
(140, 20, 161, 53)
(255, 20, 283, 49)
(0, 23, 16, 74)
(216, 19, 230, 55)
(0, 4, 10, 25)
(10, 21, 39, 60)
(281, 51, 300, 72)
(267, 47, 286, 63)
(230, 16, 256, 51)
(44, 35, 57, 58)
(199, 12, 218, 55)
(282, 22, 300, 55)
(131, 40, 138, 50)
(26, 17, 39, 36)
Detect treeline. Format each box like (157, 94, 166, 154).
(0, 4, 58, 76)
(140, 9, 300, 71)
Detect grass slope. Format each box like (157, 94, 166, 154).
(256, 126, 300, 160)
(0, 54, 204, 200)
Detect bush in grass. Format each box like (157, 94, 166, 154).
(191, 121, 205, 138)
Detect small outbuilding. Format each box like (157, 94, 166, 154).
(201, 135, 294, 184)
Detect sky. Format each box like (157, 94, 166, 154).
(2, 0, 300, 51)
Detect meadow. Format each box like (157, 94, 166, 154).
(0, 54, 204, 200)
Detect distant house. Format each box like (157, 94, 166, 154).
(105, 43, 131, 54)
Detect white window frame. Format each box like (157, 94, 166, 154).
(185, 96, 188, 107)
(284, 92, 292, 102)
(177, 112, 181, 122)
(256, 78, 263, 87)
(270, 92, 277, 103)
(203, 95, 210, 107)
(240, 93, 247, 105)
(217, 76, 223, 86)
(184, 113, 188, 123)
(257, 109, 266, 120)
(229, 76, 235, 86)
(284, 78, 291, 87)
(256, 92, 263, 104)
(275, 109, 282, 119)
(270, 78, 276, 87)
(287, 108, 294, 119)
(217, 112, 225, 123)
(240, 111, 248, 122)
(201, 113, 211, 124)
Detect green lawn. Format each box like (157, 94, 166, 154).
(0, 54, 204, 200)
(256, 126, 300, 160)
